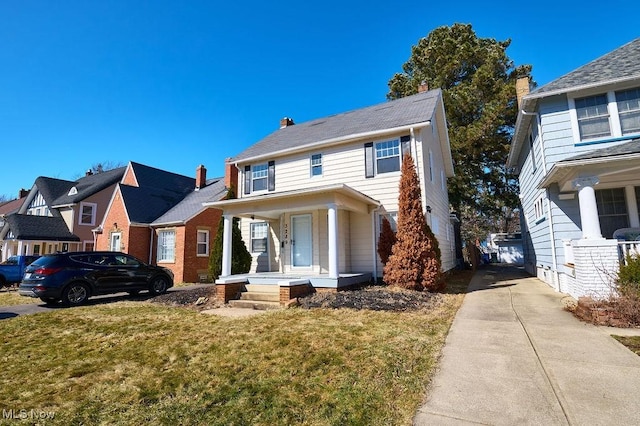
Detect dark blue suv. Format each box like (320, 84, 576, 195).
(19, 251, 174, 306)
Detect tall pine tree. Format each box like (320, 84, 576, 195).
(387, 23, 533, 242)
(384, 153, 442, 291)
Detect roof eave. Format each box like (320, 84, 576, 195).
(233, 121, 432, 165)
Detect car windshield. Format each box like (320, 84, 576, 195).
(1, 257, 19, 265)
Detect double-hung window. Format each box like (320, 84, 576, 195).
(311, 154, 322, 176)
(595, 188, 629, 239)
(250, 222, 268, 253)
(375, 139, 401, 173)
(79, 202, 97, 226)
(158, 230, 175, 262)
(575, 94, 611, 140)
(252, 163, 268, 192)
(616, 88, 640, 135)
(197, 230, 209, 256)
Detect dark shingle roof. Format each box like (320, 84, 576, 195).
(4, 214, 80, 241)
(152, 178, 227, 225)
(119, 162, 200, 224)
(232, 89, 442, 162)
(52, 167, 126, 206)
(0, 197, 25, 216)
(533, 38, 640, 95)
(563, 138, 640, 162)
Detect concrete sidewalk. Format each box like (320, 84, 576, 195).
(414, 265, 640, 425)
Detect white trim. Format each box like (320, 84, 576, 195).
(78, 202, 97, 226)
(196, 229, 210, 257)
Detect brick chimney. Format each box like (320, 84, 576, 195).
(19, 188, 29, 199)
(418, 81, 429, 93)
(196, 164, 207, 190)
(280, 117, 295, 128)
(516, 77, 530, 108)
(224, 158, 238, 191)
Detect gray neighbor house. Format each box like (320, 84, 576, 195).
(508, 37, 640, 299)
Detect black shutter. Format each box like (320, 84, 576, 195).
(364, 142, 374, 178)
(401, 135, 411, 157)
(268, 161, 275, 192)
(244, 165, 251, 195)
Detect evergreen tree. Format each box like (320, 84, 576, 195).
(387, 23, 533, 241)
(377, 216, 396, 265)
(384, 153, 441, 291)
(208, 187, 252, 281)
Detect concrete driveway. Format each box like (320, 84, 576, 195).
(415, 265, 640, 425)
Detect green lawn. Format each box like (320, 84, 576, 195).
(613, 335, 640, 356)
(0, 273, 471, 425)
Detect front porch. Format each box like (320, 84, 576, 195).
(215, 271, 373, 306)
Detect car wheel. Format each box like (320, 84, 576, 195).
(40, 297, 58, 305)
(62, 283, 89, 306)
(149, 276, 169, 295)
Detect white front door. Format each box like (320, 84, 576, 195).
(110, 232, 122, 252)
(291, 214, 312, 267)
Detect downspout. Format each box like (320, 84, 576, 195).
(149, 227, 154, 264)
(521, 109, 559, 288)
(371, 206, 382, 281)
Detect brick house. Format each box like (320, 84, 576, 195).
(95, 162, 226, 283)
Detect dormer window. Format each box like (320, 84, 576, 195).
(68, 187, 78, 196)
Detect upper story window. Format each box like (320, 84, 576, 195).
(311, 154, 322, 177)
(252, 163, 268, 191)
(375, 139, 401, 173)
(616, 88, 640, 135)
(244, 161, 275, 195)
(575, 94, 611, 140)
(365, 136, 410, 178)
(79, 202, 97, 226)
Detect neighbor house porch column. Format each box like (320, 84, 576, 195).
(328, 203, 339, 279)
(221, 214, 233, 277)
(573, 176, 602, 239)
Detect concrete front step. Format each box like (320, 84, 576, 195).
(240, 292, 280, 302)
(228, 299, 281, 310)
(243, 284, 279, 294)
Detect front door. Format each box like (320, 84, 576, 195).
(110, 232, 122, 252)
(291, 214, 312, 267)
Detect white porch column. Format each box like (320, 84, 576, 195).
(625, 185, 640, 228)
(573, 176, 602, 239)
(221, 214, 233, 277)
(328, 203, 339, 279)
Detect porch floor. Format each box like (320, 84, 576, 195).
(216, 272, 372, 289)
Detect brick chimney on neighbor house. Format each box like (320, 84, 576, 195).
(280, 117, 295, 128)
(19, 188, 29, 199)
(224, 158, 238, 191)
(516, 77, 530, 108)
(418, 81, 429, 93)
(196, 164, 207, 190)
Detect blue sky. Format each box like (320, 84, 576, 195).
(1, 0, 638, 199)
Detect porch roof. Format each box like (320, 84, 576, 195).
(538, 138, 640, 191)
(203, 183, 380, 219)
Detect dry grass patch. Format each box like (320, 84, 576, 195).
(0, 288, 36, 306)
(0, 273, 470, 425)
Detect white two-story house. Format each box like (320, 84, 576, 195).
(207, 87, 456, 294)
(508, 37, 640, 299)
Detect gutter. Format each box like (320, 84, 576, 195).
(233, 121, 432, 165)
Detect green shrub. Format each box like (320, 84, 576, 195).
(617, 254, 640, 296)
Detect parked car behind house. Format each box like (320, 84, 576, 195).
(0, 255, 40, 287)
(18, 251, 173, 306)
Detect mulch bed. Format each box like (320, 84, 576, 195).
(299, 286, 444, 311)
(151, 285, 444, 312)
